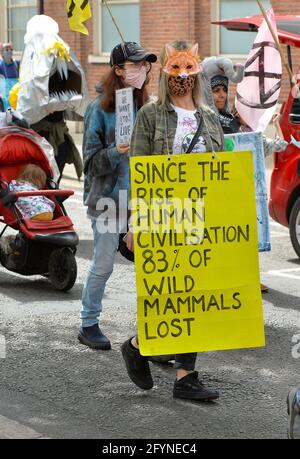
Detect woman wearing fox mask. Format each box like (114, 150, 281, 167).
(121, 41, 224, 401)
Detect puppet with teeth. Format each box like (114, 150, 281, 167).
(16, 15, 89, 179)
(17, 15, 88, 124)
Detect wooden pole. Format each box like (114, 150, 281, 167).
(103, 0, 125, 43)
(256, 0, 300, 99)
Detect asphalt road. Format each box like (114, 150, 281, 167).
(0, 160, 299, 439)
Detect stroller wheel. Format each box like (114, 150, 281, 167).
(48, 248, 77, 292)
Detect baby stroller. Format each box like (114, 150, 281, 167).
(0, 126, 79, 291)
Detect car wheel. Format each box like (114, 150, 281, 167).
(289, 196, 300, 258)
(48, 248, 77, 291)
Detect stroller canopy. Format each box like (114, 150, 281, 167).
(0, 126, 59, 180)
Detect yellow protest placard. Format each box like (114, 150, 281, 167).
(130, 152, 265, 356)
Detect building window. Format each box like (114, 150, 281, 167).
(91, 0, 140, 62)
(212, 0, 270, 56)
(7, 0, 38, 53)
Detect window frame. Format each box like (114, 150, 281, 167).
(0, 2, 8, 51)
(89, 0, 140, 64)
(211, 0, 270, 62)
(6, 0, 39, 55)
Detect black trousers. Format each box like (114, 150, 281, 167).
(136, 336, 197, 371)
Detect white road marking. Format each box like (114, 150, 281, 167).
(269, 221, 286, 228)
(0, 414, 47, 439)
(262, 268, 300, 280)
(270, 231, 289, 238)
(74, 190, 83, 197)
(66, 198, 84, 204)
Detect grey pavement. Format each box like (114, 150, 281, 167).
(0, 128, 299, 439)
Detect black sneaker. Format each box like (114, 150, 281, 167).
(78, 324, 111, 350)
(173, 371, 219, 401)
(121, 338, 153, 390)
(287, 385, 300, 439)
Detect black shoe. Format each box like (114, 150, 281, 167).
(173, 371, 219, 401)
(121, 338, 153, 390)
(78, 324, 111, 350)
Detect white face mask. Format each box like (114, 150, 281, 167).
(124, 65, 147, 89)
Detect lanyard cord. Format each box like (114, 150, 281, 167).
(164, 108, 171, 155)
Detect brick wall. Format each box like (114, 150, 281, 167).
(140, 0, 197, 95)
(44, 0, 300, 105)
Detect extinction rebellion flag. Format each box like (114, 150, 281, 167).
(67, 0, 91, 35)
(235, 8, 282, 132)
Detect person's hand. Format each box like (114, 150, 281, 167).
(126, 230, 134, 253)
(117, 144, 130, 155)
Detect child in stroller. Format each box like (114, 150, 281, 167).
(0, 126, 79, 291)
(9, 164, 55, 221)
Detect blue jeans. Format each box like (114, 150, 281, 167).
(81, 219, 120, 327)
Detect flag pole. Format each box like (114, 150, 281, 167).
(103, 0, 125, 43)
(256, 0, 299, 98)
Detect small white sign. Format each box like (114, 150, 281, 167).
(115, 87, 134, 145)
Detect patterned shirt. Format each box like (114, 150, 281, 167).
(171, 105, 206, 154)
(9, 180, 55, 219)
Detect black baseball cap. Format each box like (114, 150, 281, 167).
(110, 41, 157, 66)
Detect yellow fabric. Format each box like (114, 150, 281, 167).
(67, 0, 91, 35)
(130, 152, 265, 356)
(9, 82, 21, 110)
(41, 42, 71, 62)
(31, 212, 54, 221)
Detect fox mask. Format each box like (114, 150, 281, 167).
(162, 43, 201, 78)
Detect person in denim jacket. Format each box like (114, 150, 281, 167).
(78, 42, 157, 350)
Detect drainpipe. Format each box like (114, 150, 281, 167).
(40, 0, 44, 14)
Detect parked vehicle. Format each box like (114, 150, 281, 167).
(213, 14, 300, 257)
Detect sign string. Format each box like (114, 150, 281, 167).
(102, 0, 125, 43)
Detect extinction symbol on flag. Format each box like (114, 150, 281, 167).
(236, 42, 281, 109)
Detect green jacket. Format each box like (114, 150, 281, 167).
(130, 100, 225, 156)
